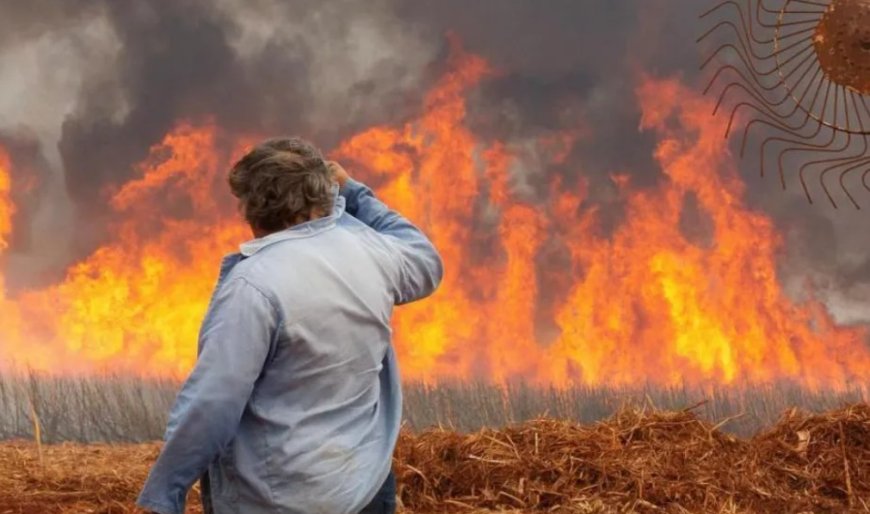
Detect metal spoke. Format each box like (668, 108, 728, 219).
(699, 0, 870, 208)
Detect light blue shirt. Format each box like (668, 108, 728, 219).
(137, 179, 443, 514)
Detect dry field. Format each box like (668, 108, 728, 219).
(3, 375, 868, 441)
(1, 405, 868, 514)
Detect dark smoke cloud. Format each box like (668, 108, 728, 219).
(396, 0, 704, 216)
(0, 131, 50, 251)
(0, 0, 867, 322)
(51, 0, 434, 256)
(0, 130, 63, 290)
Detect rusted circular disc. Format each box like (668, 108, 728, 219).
(813, 0, 870, 95)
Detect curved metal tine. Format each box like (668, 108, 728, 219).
(838, 157, 870, 209)
(740, 69, 821, 157)
(726, 61, 823, 144)
(710, 32, 815, 88)
(785, 84, 843, 196)
(698, 20, 775, 61)
(862, 159, 870, 194)
(832, 156, 870, 209)
(825, 91, 870, 208)
(721, 83, 798, 137)
(700, 0, 763, 30)
(757, 0, 828, 17)
(748, 0, 822, 43)
(699, 0, 737, 18)
(813, 152, 865, 208)
(701, 39, 814, 95)
(802, 89, 855, 206)
(755, 0, 779, 26)
(813, 153, 868, 207)
(739, 65, 824, 154)
(776, 123, 836, 190)
(774, 0, 831, 10)
(708, 44, 815, 116)
(855, 98, 870, 194)
(711, 51, 817, 143)
(856, 93, 870, 137)
(802, 108, 865, 203)
(758, 77, 832, 181)
(707, 41, 816, 100)
(757, 0, 825, 30)
(756, 0, 826, 15)
(699, 0, 774, 47)
(696, 1, 812, 58)
(751, 67, 827, 146)
(843, 97, 870, 202)
(861, 95, 870, 135)
(816, 154, 870, 208)
(705, 43, 812, 119)
(791, 0, 832, 7)
(771, 25, 818, 43)
(700, 31, 813, 76)
(799, 121, 867, 185)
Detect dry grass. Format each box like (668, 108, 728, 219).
(2, 404, 868, 514)
(396, 404, 870, 513)
(2, 373, 867, 442)
(0, 441, 165, 514)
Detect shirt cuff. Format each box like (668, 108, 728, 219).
(339, 178, 364, 194)
(339, 179, 367, 213)
(137, 496, 182, 514)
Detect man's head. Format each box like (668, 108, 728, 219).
(229, 137, 335, 238)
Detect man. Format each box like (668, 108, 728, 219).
(136, 137, 443, 514)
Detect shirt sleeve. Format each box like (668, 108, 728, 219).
(137, 276, 279, 514)
(340, 178, 444, 305)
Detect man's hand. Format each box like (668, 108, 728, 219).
(327, 161, 350, 187)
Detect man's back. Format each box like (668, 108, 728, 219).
(221, 195, 407, 512)
(137, 172, 442, 514)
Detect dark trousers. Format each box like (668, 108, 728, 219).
(358, 470, 397, 514)
(200, 470, 396, 514)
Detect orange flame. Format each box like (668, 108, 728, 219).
(0, 126, 250, 375)
(0, 45, 868, 387)
(0, 149, 12, 253)
(0, 149, 27, 370)
(543, 78, 870, 388)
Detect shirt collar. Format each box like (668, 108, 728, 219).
(239, 184, 345, 257)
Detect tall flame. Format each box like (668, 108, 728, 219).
(0, 127, 250, 375)
(0, 149, 11, 253)
(0, 149, 21, 359)
(0, 150, 45, 369)
(544, 78, 870, 388)
(0, 45, 867, 387)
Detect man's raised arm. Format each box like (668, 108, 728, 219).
(331, 162, 443, 305)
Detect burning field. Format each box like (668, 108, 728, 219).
(2, 405, 869, 513)
(0, 42, 868, 387)
(1, 1, 870, 512)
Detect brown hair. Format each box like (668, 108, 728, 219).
(228, 137, 335, 233)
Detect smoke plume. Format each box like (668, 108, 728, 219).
(0, 0, 867, 324)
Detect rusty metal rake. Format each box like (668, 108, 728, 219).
(698, 0, 870, 208)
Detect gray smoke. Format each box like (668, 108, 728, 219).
(0, 0, 867, 323)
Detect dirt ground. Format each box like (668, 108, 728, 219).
(1, 405, 868, 513)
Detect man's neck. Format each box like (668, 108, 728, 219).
(251, 208, 329, 239)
